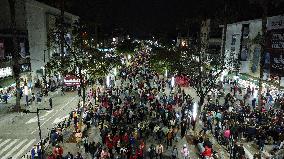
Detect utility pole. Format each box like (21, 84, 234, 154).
(43, 50, 47, 95)
(60, 0, 65, 58)
(221, 0, 228, 59)
(24, 108, 51, 159)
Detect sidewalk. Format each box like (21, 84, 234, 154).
(0, 89, 59, 114)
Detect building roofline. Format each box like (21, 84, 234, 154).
(25, 0, 79, 20)
(227, 18, 262, 26)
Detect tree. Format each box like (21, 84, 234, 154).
(149, 46, 182, 75)
(181, 45, 226, 108)
(116, 39, 138, 56)
(47, 20, 119, 104)
(8, 0, 21, 111)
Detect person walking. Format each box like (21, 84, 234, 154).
(166, 129, 173, 149)
(61, 86, 65, 95)
(3, 93, 8, 104)
(49, 97, 53, 109)
(82, 136, 89, 153)
(156, 143, 164, 159)
(181, 121, 187, 138)
(181, 144, 189, 159)
(171, 145, 178, 159)
(148, 144, 156, 159)
(65, 152, 73, 159)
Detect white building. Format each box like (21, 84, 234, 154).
(224, 19, 262, 78)
(25, 0, 78, 80)
(0, 0, 78, 84)
(224, 15, 284, 87)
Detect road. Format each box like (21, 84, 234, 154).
(0, 90, 79, 159)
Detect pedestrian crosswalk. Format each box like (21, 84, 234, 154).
(0, 138, 36, 159)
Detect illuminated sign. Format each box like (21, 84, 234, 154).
(0, 67, 12, 78)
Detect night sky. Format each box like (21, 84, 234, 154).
(39, 0, 284, 38)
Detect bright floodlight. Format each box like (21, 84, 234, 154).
(171, 76, 175, 87)
(106, 75, 110, 87)
(165, 69, 168, 77)
(24, 85, 29, 95)
(192, 102, 198, 120)
(253, 90, 258, 99)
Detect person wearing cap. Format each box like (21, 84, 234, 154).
(181, 144, 189, 159)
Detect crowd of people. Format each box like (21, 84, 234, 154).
(44, 49, 284, 159)
(201, 77, 284, 158)
(62, 51, 217, 159)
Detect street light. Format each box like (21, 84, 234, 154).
(192, 102, 198, 120)
(43, 50, 48, 94)
(165, 69, 168, 78)
(106, 75, 110, 87)
(171, 76, 175, 87)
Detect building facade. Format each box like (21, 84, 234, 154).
(224, 15, 284, 87)
(224, 19, 262, 78)
(200, 19, 223, 60)
(0, 0, 78, 90)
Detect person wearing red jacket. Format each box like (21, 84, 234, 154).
(105, 134, 113, 156)
(52, 144, 63, 158)
(136, 147, 144, 159)
(113, 133, 120, 153)
(139, 139, 145, 150)
(122, 132, 129, 145)
(202, 146, 212, 157)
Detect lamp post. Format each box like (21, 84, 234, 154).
(43, 50, 48, 96)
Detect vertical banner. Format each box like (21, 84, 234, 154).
(64, 33, 71, 56)
(281, 77, 284, 87)
(239, 24, 251, 74)
(19, 42, 26, 58)
(267, 15, 284, 80)
(0, 39, 4, 60)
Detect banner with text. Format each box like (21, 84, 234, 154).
(266, 16, 284, 78)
